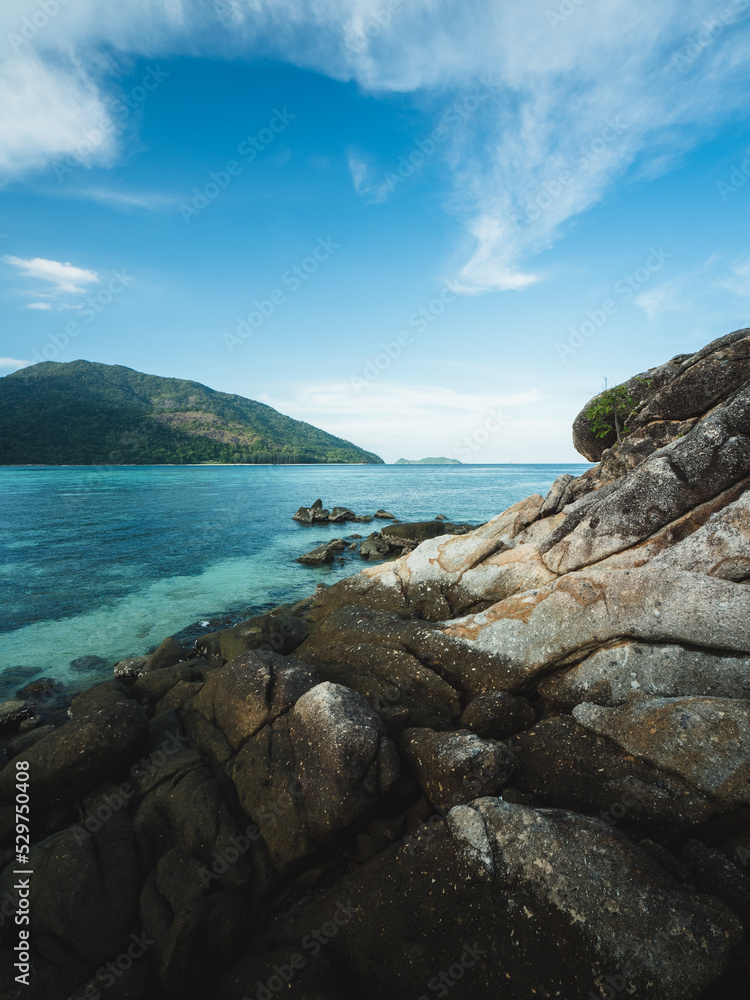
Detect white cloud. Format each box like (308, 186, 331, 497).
(273, 381, 550, 462)
(0, 357, 30, 369)
(2, 1, 750, 290)
(0, 51, 116, 178)
(715, 257, 750, 297)
(25, 301, 52, 310)
(3, 255, 99, 293)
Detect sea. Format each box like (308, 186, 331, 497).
(0, 464, 588, 695)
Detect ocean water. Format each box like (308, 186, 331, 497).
(0, 464, 588, 692)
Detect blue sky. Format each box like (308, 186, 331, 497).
(2, 0, 750, 462)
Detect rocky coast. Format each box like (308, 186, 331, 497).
(1, 329, 749, 999)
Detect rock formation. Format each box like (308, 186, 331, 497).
(1, 329, 749, 999)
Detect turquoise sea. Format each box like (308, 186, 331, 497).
(0, 464, 588, 692)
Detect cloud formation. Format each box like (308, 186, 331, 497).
(2, 0, 750, 291)
(3, 255, 99, 293)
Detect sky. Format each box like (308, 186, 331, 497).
(1, 1, 750, 463)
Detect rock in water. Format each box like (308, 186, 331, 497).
(2, 329, 750, 999)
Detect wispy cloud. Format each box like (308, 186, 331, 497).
(71, 187, 179, 211)
(2, 1, 750, 292)
(25, 301, 52, 310)
(0, 357, 30, 370)
(3, 255, 99, 294)
(715, 256, 750, 297)
(272, 381, 546, 460)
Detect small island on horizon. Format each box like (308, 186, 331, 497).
(394, 456, 462, 465)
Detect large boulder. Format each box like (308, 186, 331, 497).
(539, 641, 750, 708)
(508, 715, 718, 833)
(437, 566, 750, 692)
(571, 328, 750, 462)
(294, 606, 461, 732)
(239, 798, 741, 1000)
(542, 385, 750, 574)
(230, 682, 399, 871)
(0, 784, 141, 996)
(188, 650, 318, 750)
(573, 696, 750, 809)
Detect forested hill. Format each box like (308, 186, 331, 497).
(0, 361, 383, 465)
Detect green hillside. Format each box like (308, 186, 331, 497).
(0, 361, 383, 465)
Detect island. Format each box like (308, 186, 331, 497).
(394, 456, 462, 465)
(0, 360, 383, 465)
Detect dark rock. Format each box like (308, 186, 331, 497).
(140, 847, 246, 991)
(0, 784, 140, 967)
(189, 650, 318, 750)
(460, 691, 536, 739)
(113, 655, 149, 680)
(0, 699, 33, 736)
(509, 716, 718, 834)
(400, 727, 514, 811)
(374, 509, 397, 520)
(142, 636, 185, 673)
(682, 839, 750, 925)
(329, 506, 357, 523)
(381, 520, 447, 542)
(259, 798, 741, 1000)
(0, 681, 150, 803)
(297, 538, 347, 565)
(69, 653, 110, 673)
(0, 665, 45, 700)
(5, 723, 55, 757)
(293, 606, 461, 732)
(196, 611, 309, 662)
(230, 682, 399, 871)
(131, 658, 213, 703)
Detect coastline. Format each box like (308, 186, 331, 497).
(1, 334, 749, 999)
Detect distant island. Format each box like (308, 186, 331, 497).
(0, 360, 383, 465)
(394, 457, 462, 465)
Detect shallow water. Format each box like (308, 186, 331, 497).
(0, 464, 587, 690)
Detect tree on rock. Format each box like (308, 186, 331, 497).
(586, 379, 648, 444)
